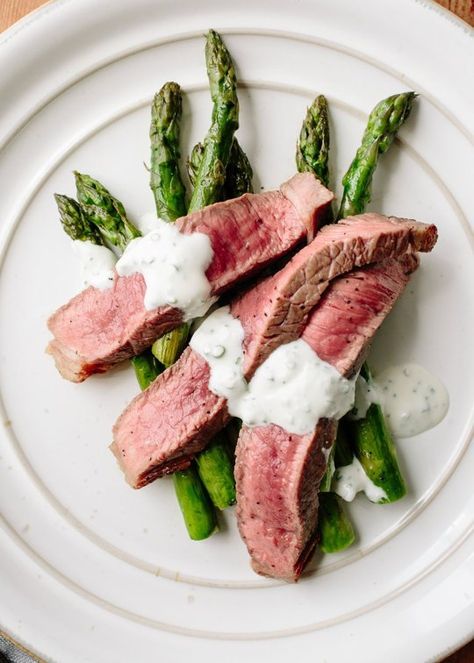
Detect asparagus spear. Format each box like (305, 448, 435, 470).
(54, 194, 103, 244)
(149, 82, 190, 369)
(195, 432, 236, 510)
(74, 172, 141, 252)
(145, 82, 220, 534)
(295, 96, 356, 552)
(296, 95, 330, 186)
(318, 492, 355, 554)
(338, 92, 417, 218)
(187, 142, 205, 188)
(337, 92, 416, 502)
(130, 351, 162, 392)
(173, 470, 217, 540)
(188, 30, 239, 212)
(149, 82, 187, 221)
(150, 68, 239, 512)
(344, 366, 407, 502)
(188, 139, 253, 198)
(157, 32, 244, 510)
(184, 29, 249, 509)
(318, 421, 357, 551)
(225, 139, 254, 197)
(152, 325, 190, 368)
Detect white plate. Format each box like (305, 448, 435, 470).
(0, 1, 473, 661)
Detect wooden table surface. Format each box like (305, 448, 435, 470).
(0, 1, 473, 662)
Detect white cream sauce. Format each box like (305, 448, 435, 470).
(134, 211, 163, 235)
(190, 307, 356, 436)
(333, 457, 387, 503)
(351, 363, 449, 438)
(115, 216, 215, 318)
(72, 240, 116, 290)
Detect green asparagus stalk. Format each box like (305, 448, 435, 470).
(54, 194, 103, 244)
(157, 30, 244, 509)
(224, 139, 254, 197)
(144, 82, 219, 534)
(173, 470, 217, 540)
(187, 142, 205, 188)
(318, 493, 355, 553)
(130, 351, 162, 392)
(195, 432, 236, 509)
(149, 76, 196, 367)
(150, 64, 241, 513)
(150, 83, 190, 369)
(149, 82, 187, 222)
(317, 428, 356, 550)
(318, 424, 356, 550)
(338, 92, 417, 218)
(344, 366, 406, 503)
(337, 92, 416, 503)
(74, 172, 141, 252)
(296, 95, 330, 186)
(169, 31, 245, 510)
(188, 30, 239, 212)
(152, 325, 190, 368)
(295, 96, 356, 551)
(188, 139, 253, 198)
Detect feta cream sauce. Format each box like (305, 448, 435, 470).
(115, 215, 216, 319)
(72, 240, 116, 290)
(190, 306, 357, 436)
(333, 457, 387, 503)
(351, 363, 449, 438)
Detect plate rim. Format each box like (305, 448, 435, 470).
(0, 0, 473, 661)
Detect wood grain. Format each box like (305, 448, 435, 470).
(435, 0, 474, 25)
(0, 0, 47, 32)
(0, 1, 472, 662)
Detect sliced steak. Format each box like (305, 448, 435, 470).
(235, 256, 418, 581)
(232, 213, 436, 376)
(111, 216, 436, 488)
(47, 173, 333, 382)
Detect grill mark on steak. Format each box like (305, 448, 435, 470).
(235, 256, 418, 581)
(111, 216, 436, 489)
(47, 173, 333, 382)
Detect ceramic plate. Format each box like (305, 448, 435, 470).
(0, 1, 473, 661)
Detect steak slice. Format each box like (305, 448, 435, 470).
(111, 215, 436, 488)
(47, 173, 333, 382)
(232, 213, 436, 376)
(235, 255, 418, 581)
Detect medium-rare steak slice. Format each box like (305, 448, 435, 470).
(47, 173, 333, 382)
(111, 216, 436, 488)
(232, 213, 436, 376)
(235, 255, 419, 581)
